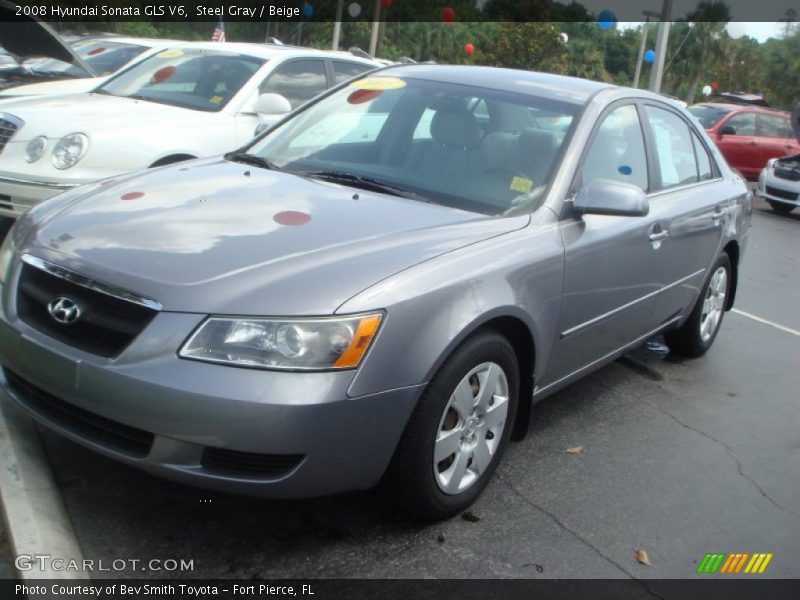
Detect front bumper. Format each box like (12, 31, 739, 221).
(0, 176, 78, 218)
(0, 311, 422, 498)
(758, 169, 800, 208)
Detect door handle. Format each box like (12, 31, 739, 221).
(712, 207, 727, 225)
(748, 141, 757, 146)
(649, 230, 670, 242)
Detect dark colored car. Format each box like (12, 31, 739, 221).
(689, 103, 800, 180)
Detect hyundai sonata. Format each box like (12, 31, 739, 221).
(0, 65, 751, 519)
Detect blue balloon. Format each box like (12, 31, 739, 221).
(597, 9, 615, 29)
(644, 49, 655, 63)
(303, 3, 313, 17)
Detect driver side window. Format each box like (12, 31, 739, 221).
(580, 104, 648, 191)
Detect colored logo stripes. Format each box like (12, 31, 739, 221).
(697, 552, 773, 574)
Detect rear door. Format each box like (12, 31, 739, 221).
(756, 113, 800, 162)
(641, 103, 728, 327)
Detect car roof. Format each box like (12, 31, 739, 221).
(370, 64, 614, 105)
(159, 41, 381, 65)
(692, 102, 789, 117)
(73, 37, 178, 48)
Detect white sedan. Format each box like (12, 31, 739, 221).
(0, 42, 379, 218)
(0, 37, 174, 100)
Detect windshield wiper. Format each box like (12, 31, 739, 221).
(224, 152, 281, 171)
(299, 170, 431, 202)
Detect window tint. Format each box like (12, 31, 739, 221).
(757, 114, 792, 139)
(725, 112, 756, 136)
(261, 60, 327, 109)
(581, 104, 648, 191)
(332, 60, 373, 84)
(691, 131, 714, 181)
(645, 105, 699, 189)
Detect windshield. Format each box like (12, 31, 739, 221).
(688, 105, 731, 129)
(244, 75, 579, 215)
(98, 48, 265, 112)
(28, 41, 148, 77)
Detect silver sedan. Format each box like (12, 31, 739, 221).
(0, 65, 751, 519)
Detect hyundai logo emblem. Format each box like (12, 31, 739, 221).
(47, 297, 82, 325)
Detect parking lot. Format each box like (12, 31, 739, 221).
(1, 194, 797, 582)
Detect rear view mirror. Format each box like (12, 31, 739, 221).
(253, 93, 291, 116)
(719, 125, 736, 136)
(573, 179, 649, 217)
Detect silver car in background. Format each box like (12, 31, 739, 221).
(0, 65, 750, 519)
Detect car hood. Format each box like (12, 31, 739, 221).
(0, 76, 103, 98)
(21, 158, 528, 315)
(0, 2, 94, 74)
(0, 93, 206, 140)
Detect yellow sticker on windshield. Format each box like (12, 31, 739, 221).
(350, 77, 406, 91)
(209, 95, 223, 104)
(157, 49, 184, 59)
(510, 176, 533, 193)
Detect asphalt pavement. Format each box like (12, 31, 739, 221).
(1, 196, 799, 582)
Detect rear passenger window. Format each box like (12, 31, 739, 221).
(580, 104, 648, 191)
(691, 131, 714, 181)
(645, 106, 699, 189)
(260, 60, 327, 109)
(332, 61, 373, 84)
(758, 114, 792, 139)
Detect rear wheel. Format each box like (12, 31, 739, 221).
(767, 200, 795, 215)
(381, 331, 519, 520)
(665, 253, 732, 357)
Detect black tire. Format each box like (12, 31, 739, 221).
(767, 200, 795, 215)
(380, 330, 519, 520)
(665, 253, 732, 358)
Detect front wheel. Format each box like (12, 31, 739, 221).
(665, 254, 732, 357)
(381, 331, 519, 520)
(767, 200, 795, 215)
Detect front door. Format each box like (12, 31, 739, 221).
(545, 103, 662, 386)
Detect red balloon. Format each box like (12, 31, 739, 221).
(464, 43, 474, 55)
(380, 0, 391, 7)
(710, 80, 719, 90)
(441, 7, 455, 22)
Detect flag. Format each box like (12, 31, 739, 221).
(212, 20, 226, 42)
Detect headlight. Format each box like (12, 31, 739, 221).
(179, 313, 383, 371)
(51, 133, 88, 170)
(25, 136, 47, 163)
(0, 231, 16, 285)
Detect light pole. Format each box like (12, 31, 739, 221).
(648, 0, 673, 93)
(369, 0, 381, 57)
(332, 0, 343, 50)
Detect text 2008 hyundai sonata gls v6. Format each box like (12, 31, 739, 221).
(0, 66, 750, 519)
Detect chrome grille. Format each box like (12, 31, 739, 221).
(0, 113, 23, 155)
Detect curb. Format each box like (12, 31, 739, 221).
(0, 394, 88, 580)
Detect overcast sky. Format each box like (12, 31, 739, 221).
(618, 22, 785, 43)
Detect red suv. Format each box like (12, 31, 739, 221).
(688, 103, 800, 180)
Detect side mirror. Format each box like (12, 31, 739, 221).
(573, 179, 649, 217)
(719, 125, 736, 136)
(253, 93, 291, 116)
